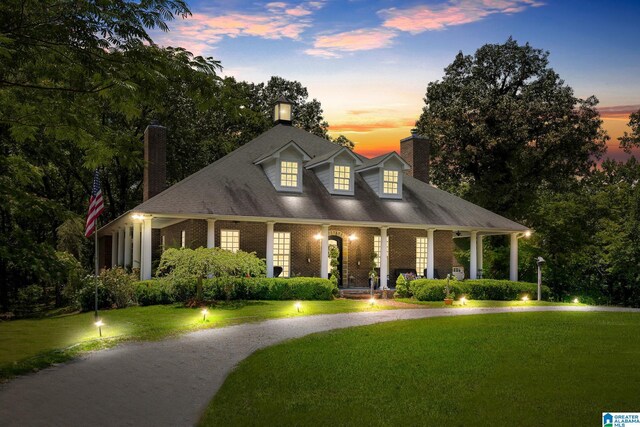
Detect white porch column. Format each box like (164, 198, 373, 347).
(207, 219, 216, 249)
(124, 223, 132, 268)
(132, 221, 141, 271)
(477, 235, 484, 278)
(141, 217, 153, 280)
(266, 222, 275, 278)
(117, 227, 125, 266)
(469, 230, 478, 280)
(510, 232, 518, 282)
(320, 224, 329, 279)
(426, 229, 435, 279)
(111, 231, 118, 268)
(380, 227, 389, 290)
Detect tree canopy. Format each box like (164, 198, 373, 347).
(416, 37, 608, 220)
(0, 0, 331, 311)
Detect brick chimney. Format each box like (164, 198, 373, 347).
(143, 121, 167, 201)
(400, 129, 430, 184)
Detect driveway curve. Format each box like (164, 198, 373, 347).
(1, 305, 638, 426)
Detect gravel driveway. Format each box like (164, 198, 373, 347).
(1, 305, 637, 427)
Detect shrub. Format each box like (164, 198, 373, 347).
(409, 279, 470, 301)
(464, 279, 551, 301)
(76, 276, 114, 311)
(75, 268, 137, 311)
(395, 274, 410, 298)
(157, 247, 266, 279)
(134, 279, 175, 306)
(202, 277, 336, 301)
(404, 278, 550, 301)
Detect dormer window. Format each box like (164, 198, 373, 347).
(254, 140, 310, 193)
(280, 161, 299, 188)
(383, 170, 399, 194)
(305, 146, 361, 196)
(355, 152, 410, 199)
(333, 165, 351, 191)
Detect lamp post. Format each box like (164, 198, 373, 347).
(536, 256, 545, 301)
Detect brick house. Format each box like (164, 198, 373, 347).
(98, 98, 529, 289)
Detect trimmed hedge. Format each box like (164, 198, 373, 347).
(401, 279, 550, 301)
(134, 277, 337, 305)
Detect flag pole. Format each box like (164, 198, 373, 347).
(94, 217, 99, 320)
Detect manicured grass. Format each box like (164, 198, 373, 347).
(395, 298, 584, 308)
(0, 300, 407, 380)
(201, 312, 640, 426)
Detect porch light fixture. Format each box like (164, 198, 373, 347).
(273, 96, 292, 124)
(94, 320, 104, 337)
(201, 308, 208, 321)
(522, 295, 529, 302)
(348, 233, 357, 241)
(295, 301, 302, 312)
(313, 233, 323, 240)
(131, 213, 144, 221)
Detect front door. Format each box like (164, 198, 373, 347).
(328, 237, 343, 287)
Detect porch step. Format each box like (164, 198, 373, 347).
(340, 288, 395, 300)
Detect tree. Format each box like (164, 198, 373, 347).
(619, 109, 640, 153)
(332, 135, 355, 150)
(242, 76, 330, 138)
(416, 38, 608, 220)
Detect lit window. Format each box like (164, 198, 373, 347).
(383, 170, 399, 194)
(416, 237, 428, 273)
(273, 232, 291, 277)
(373, 235, 389, 268)
(181, 230, 186, 248)
(220, 230, 240, 252)
(333, 165, 351, 191)
(280, 161, 298, 188)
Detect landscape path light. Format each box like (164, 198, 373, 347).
(295, 301, 302, 312)
(368, 297, 376, 307)
(573, 298, 579, 304)
(94, 319, 104, 337)
(522, 295, 529, 302)
(201, 308, 208, 322)
(460, 296, 467, 306)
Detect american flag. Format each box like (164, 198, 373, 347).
(85, 169, 105, 237)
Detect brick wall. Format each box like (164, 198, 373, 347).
(154, 219, 458, 287)
(400, 134, 430, 184)
(143, 124, 167, 202)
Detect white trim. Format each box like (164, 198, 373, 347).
(101, 212, 527, 235)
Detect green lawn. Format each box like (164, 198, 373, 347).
(0, 299, 407, 380)
(395, 298, 585, 308)
(201, 311, 640, 426)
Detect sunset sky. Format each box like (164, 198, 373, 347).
(153, 0, 640, 160)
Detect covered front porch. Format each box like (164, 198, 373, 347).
(98, 214, 528, 287)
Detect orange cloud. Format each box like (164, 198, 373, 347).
(597, 104, 640, 120)
(380, 0, 543, 33)
(330, 118, 416, 133)
(306, 28, 396, 58)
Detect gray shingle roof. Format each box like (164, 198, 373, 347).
(131, 124, 527, 231)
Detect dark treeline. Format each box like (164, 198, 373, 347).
(418, 38, 640, 306)
(0, 0, 339, 311)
